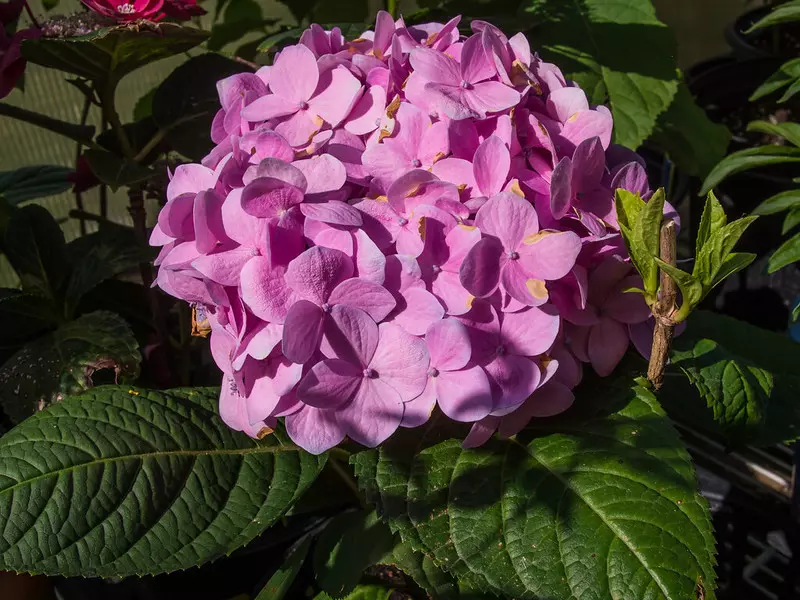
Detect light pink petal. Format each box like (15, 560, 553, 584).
(547, 87, 589, 122)
(192, 248, 254, 286)
(409, 47, 460, 85)
(460, 32, 495, 84)
(221, 188, 262, 248)
(386, 168, 438, 213)
(286, 405, 346, 455)
(484, 354, 541, 415)
(561, 110, 613, 150)
(282, 300, 326, 363)
(273, 358, 303, 396)
(520, 231, 582, 281)
(324, 304, 379, 366)
(297, 358, 362, 408)
(425, 317, 471, 371)
(219, 375, 248, 431)
(355, 199, 403, 250)
(159, 270, 215, 305)
(309, 66, 363, 126)
(466, 81, 520, 115)
(354, 229, 386, 284)
(473, 136, 510, 197)
(418, 121, 451, 166)
(440, 224, 481, 271)
(246, 373, 282, 424)
(393, 102, 431, 157)
(373, 9, 395, 55)
(501, 305, 560, 357)
(475, 192, 539, 250)
(160, 241, 201, 270)
(193, 189, 229, 254)
(459, 236, 503, 298)
(362, 143, 411, 191)
(391, 287, 445, 336)
(462, 416, 500, 448)
(432, 270, 474, 316)
(436, 367, 493, 421)
(158, 193, 194, 239)
(345, 85, 387, 135)
(549, 156, 573, 219)
(239, 129, 294, 163)
(271, 44, 319, 103)
(301, 200, 363, 226)
(371, 322, 430, 402)
(285, 246, 354, 305)
(167, 164, 216, 201)
(337, 377, 403, 447)
(240, 256, 297, 323)
(304, 220, 354, 254)
(509, 32, 531, 65)
(240, 178, 305, 219)
(500, 259, 547, 307)
(401, 383, 436, 428)
(274, 110, 322, 147)
(426, 84, 481, 120)
(293, 154, 347, 194)
(588, 318, 629, 376)
(330, 278, 396, 321)
(431, 157, 478, 196)
(241, 94, 298, 122)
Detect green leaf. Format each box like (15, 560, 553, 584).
(64, 228, 153, 319)
(700, 145, 800, 195)
(666, 311, 800, 445)
(752, 189, 800, 215)
(648, 83, 731, 179)
(83, 149, 156, 190)
(21, 23, 209, 81)
(746, 0, 800, 32)
(750, 58, 800, 101)
(378, 541, 462, 600)
(614, 187, 644, 231)
(710, 252, 756, 288)
(132, 88, 157, 121)
(1, 204, 68, 301)
(0, 386, 326, 576)
(696, 191, 726, 258)
(635, 187, 665, 295)
(254, 535, 313, 600)
(0, 165, 73, 205)
(353, 384, 717, 600)
(0, 311, 140, 424)
(653, 257, 704, 310)
(42, 0, 60, 9)
(746, 120, 800, 148)
(525, 0, 678, 149)
(779, 77, 800, 102)
(614, 189, 659, 301)
(314, 508, 396, 597)
(152, 53, 249, 161)
(694, 216, 757, 286)
(768, 231, 800, 273)
(314, 585, 394, 600)
(258, 26, 305, 52)
(208, 0, 276, 52)
(0, 289, 59, 349)
(783, 207, 800, 234)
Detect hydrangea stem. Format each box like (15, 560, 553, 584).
(647, 220, 677, 390)
(386, 0, 397, 18)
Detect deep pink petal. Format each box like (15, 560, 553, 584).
(337, 377, 403, 447)
(329, 278, 396, 321)
(282, 300, 326, 363)
(484, 354, 541, 415)
(324, 304, 379, 366)
(604, 280, 651, 324)
(301, 200, 363, 226)
(297, 358, 362, 408)
(501, 305, 560, 357)
(475, 191, 539, 250)
(240, 178, 305, 219)
(588, 318, 629, 376)
(370, 322, 430, 402)
(425, 317, 471, 371)
(460, 32, 495, 84)
(354, 198, 403, 249)
(519, 231, 582, 281)
(193, 189, 229, 254)
(473, 136, 510, 197)
(587, 256, 633, 307)
(271, 44, 319, 103)
(460, 236, 503, 298)
(285, 246, 354, 305)
(285, 404, 346, 455)
(547, 87, 589, 122)
(549, 156, 573, 219)
(572, 137, 606, 192)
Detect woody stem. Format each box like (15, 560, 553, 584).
(647, 220, 677, 391)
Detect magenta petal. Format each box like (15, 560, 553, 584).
(460, 236, 503, 298)
(520, 231, 582, 281)
(285, 246, 354, 305)
(329, 278, 396, 321)
(370, 322, 430, 402)
(240, 256, 297, 323)
(549, 156, 573, 219)
(475, 192, 539, 250)
(309, 65, 363, 126)
(325, 304, 379, 366)
(282, 300, 326, 363)
(473, 136, 510, 197)
(192, 248, 253, 286)
(286, 404, 346, 455)
(501, 305, 560, 357)
(572, 137, 606, 191)
(401, 383, 436, 428)
(588, 318, 629, 376)
(436, 367, 493, 422)
(293, 154, 346, 194)
(629, 320, 654, 360)
(337, 377, 403, 447)
(425, 317, 471, 371)
(466, 81, 520, 115)
(158, 193, 194, 239)
(391, 287, 444, 336)
(462, 416, 500, 448)
(301, 200, 363, 226)
(297, 358, 361, 408)
(484, 353, 541, 415)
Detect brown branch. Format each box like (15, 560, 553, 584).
(647, 220, 677, 390)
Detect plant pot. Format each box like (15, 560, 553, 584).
(725, 6, 800, 61)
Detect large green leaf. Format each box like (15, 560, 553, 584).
(21, 23, 209, 81)
(254, 535, 313, 600)
(314, 585, 394, 600)
(1, 204, 68, 301)
(353, 384, 717, 600)
(525, 0, 678, 149)
(701, 145, 800, 195)
(752, 189, 800, 216)
(152, 53, 250, 161)
(648, 83, 731, 179)
(746, 120, 800, 148)
(378, 541, 464, 600)
(768, 231, 800, 273)
(750, 58, 800, 102)
(0, 166, 73, 205)
(83, 149, 157, 191)
(666, 311, 800, 446)
(747, 0, 800, 32)
(0, 386, 326, 577)
(313, 508, 396, 597)
(0, 311, 141, 424)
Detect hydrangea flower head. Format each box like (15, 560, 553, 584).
(153, 12, 666, 454)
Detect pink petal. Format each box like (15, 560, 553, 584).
(285, 405, 346, 455)
(485, 354, 541, 415)
(604, 279, 651, 324)
(221, 188, 263, 248)
(426, 84, 481, 120)
(629, 320, 654, 360)
(431, 157, 479, 197)
(588, 318, 629, 376)
(272, 358, 303, 396)
(425, 317, 471, 371)
(158, 193, 194, 239)
(587, 256, 632, 307)
(304, 220, 354, 255)
(354, 229, 386, 284)
(240, 256, 297, 323)
(432, 270, 474, 316)
(460, 236, 503, 298)
(354, 198, 403, 250)
(549, 157, 573, 219)
(324, 304, 379, 366)
(275, 110, 323, 147)
(285, 246, 354, 305)
(436, 367, 493, 422)
(239, 129, 294, 163)
(550, 344, 583, 388)
(409, 47, 460, 85)
(460, 32, 495, 84)
(309, 65, 363, 126)
(462, 416, 500, 448)
(473, 136, 510, 197)
(167, 164, 216, 201)
(500, 259, 548, 307)
(192, 248, 254, 286)
(362, 143, 411, 191)
(240, 178, 304, 219)
(301, 200, 363, 226)
(329, 278, 396, 321)
(501, 305, 560, 357)
(384, 254, 425, 293)
(572, 137, 606, 192)
(475, 192, 539, 250)
(241, 94, 298, 122)
(561, 110, 613, 150)
(391, 287, 445, 336)
(246, 373, 282, 424)
(345, 85, 387, 135)
(219, 375, 248, 431)
(547, 87, 589, 122)
(520, 231, 582, 281)
(370, 322, 430, 402)
(271, 44, 319, 104)
(193, 189, 229, 254)
(401, 383, 436, 428)
(418, 121, 451, 166)
(337, 377, 403, 447)
(282, 300, 326, 363)
(465, 81, 520, 115)
(297, 358, 362, 408)
(293, 154, 347, 194)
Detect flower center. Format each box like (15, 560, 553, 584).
(411, 158, 422, 168)
(298, 101, 309, 110)
(431, 264, 442, 274)
(321, 302, 332, 313)
(496, 345, 506, 356)
(428, 367, 440, 378)
(460, 80, 472, 89)
(116, 3, 137, 13)
(507, 251, 519, 260)
(397, 217, 409, 226)
(374, 117, 382, 126)
(363, 368, 376, 378)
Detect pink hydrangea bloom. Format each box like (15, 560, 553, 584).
(152, 13, 668, 454)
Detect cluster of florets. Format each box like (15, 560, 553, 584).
(151, 13, 666, 454)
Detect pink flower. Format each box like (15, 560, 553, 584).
(81, 0, 164, 21)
